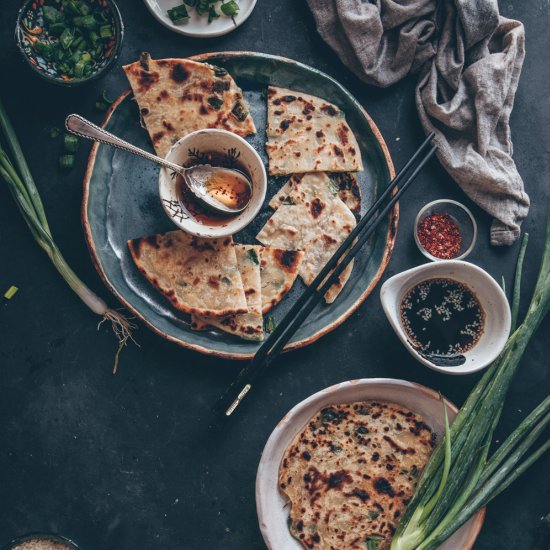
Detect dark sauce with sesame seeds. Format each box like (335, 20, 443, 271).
(400, 278, 485, 366)
(176, 150, 251, 226)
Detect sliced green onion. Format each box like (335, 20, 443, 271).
(99, 24, 113, 38)
(63, 134, 79, 153)
(59, 28, 74, 49)
(73, 15, 98, 29)
(265, 315, 276, 333)
(167, 4, 190, 23)
(221, 0, 239, 16)
(4, 286, 18, 300)
(59, 154, 75, 170)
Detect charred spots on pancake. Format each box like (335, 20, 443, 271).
(282, 95, 296, 103)
(156, 90, 169, 102)
(274, 250, 300, 273)
(321, 104, 339, 116)
(345, 488, 370, 502)
(199, 105, 208, 116)
(208, 275, 220, 290)
(301, 451, 311, 461)
(152, 131, 165, 144)
(212, 79, 230, 94)
(280, 119, 292, 131)
(190, 238, 215, 252)
(303, 466, 323, 494)
(162, 120, 174, 131)
(374, 477, 395, 498)
(322, 234, 337, 246)
(333, 144, 344, 157)
(171, 63, 189, 83)
(316, 130, 325, 139)
(320, 406, 349, 425)
(140, 107, 149, 116)
(139, 52, 151, 70)
(302, 102, 315, 115)
(348, 146, 357, 157)
(310, 198, 325, 219)
(337, 123, 350, 145)
(137, 69, 160, 92)
(245, 288, 256, 296)
(273, 109, 283, 116)
(326, 469, 353, 490)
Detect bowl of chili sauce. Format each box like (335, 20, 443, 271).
(414, 199, 477, 261)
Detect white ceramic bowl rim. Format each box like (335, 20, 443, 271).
(414, 199, 478, 262)
(380, 260, 511, 375)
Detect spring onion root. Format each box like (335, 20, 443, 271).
(0, 95, 136, 371)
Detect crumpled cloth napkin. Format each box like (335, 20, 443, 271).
(306, 0, 528, 245)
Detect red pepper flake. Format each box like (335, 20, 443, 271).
(417, 212, 462, 259)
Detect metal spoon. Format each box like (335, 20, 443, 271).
(65, 114, 252, 215)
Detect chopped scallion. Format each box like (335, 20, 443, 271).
(3, 286, 18, 300)
(167, 4, 190, 22)
(63, 133, 79, 153)
(58, 154, 75, 170)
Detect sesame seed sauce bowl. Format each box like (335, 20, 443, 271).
(380, 260, 511, 375)
(414, 199, 477, 262)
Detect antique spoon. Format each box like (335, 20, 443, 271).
(65, 114, 252, 215)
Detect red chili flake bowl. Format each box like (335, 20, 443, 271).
(414, 199, 477, 262)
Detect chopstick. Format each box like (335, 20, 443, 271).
(212, 133, 437, 419)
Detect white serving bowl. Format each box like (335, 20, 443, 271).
(380, 260, 511, 375)
(256, 378, 485, 550)
(158, 129, 266, 238)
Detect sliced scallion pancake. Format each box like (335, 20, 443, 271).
(257, 173, 357, 303)
(123, 53, 256, 158)
(191, 245, 264, 341)
(265, 86, 363, 175)
(128, 231, 247, 318)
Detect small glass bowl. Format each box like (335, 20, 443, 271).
(414, 199, 477, 262)
(2, 533, 80, 550)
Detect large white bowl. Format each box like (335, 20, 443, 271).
(256, 378, 485, 550)
(380, 261, 511, 375)
(158, 129, 266, 239)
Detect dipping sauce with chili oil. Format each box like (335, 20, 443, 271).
(400, 278, 485, 366)
(176, 150, 251, 226)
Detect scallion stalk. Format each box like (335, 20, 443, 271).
(0, 96, 135, 370)
(391, 215, 550, 550)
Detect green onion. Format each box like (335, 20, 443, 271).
(4, 286, 18, 300)
(167, 4, 190, 22)
(391, 210, 550, 550)
(58, 154, 75, 170)
(63, 134, 79, 153)
(265, 316, 276, 334)
(0, 96, 135, 369)
(48, 127, 61, 139)
(59, 28, 74, 49)
(511, 232, 529, 331)
(99, 24, 113, 38)
(221, 0, 239, 16)
(73, 15, 98, 29)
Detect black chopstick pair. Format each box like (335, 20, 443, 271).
(212, 133, 438, 420)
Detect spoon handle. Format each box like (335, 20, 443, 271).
(65, 114, 184, 174)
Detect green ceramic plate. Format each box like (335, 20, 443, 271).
(82, 52, 397, 359)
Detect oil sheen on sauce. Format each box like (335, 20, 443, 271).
(176, 151, 251, 226)
(400, 278, 485, 367)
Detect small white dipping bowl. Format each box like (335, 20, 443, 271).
(158, 129, 266, 238)
(380, 260, 511, 375)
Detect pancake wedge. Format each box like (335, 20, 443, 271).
(279, 401, 436, 550)
(266, 86, 363, 175)
(128, 231, 247, 318)
(124, 53, 256, 158)
(191, 245, 264, 341)
(257, 173, 357, 303)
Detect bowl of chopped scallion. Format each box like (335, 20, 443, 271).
(15, 0, 124, 86)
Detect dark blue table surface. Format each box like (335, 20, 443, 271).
(0, 1, 549, 548)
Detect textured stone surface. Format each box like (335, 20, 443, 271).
(0, 1, 549, 548)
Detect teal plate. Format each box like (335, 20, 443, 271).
(82, 52, 397, 359)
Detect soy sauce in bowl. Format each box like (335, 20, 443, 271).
(176, 150, 251, 226)
(400, 278, 485, 367)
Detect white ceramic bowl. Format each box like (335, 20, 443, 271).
(143, 0, 257, 38)
(256, 378, 485, 550)
(380, 260, 511, 375)
(158, 129, 266, 238)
